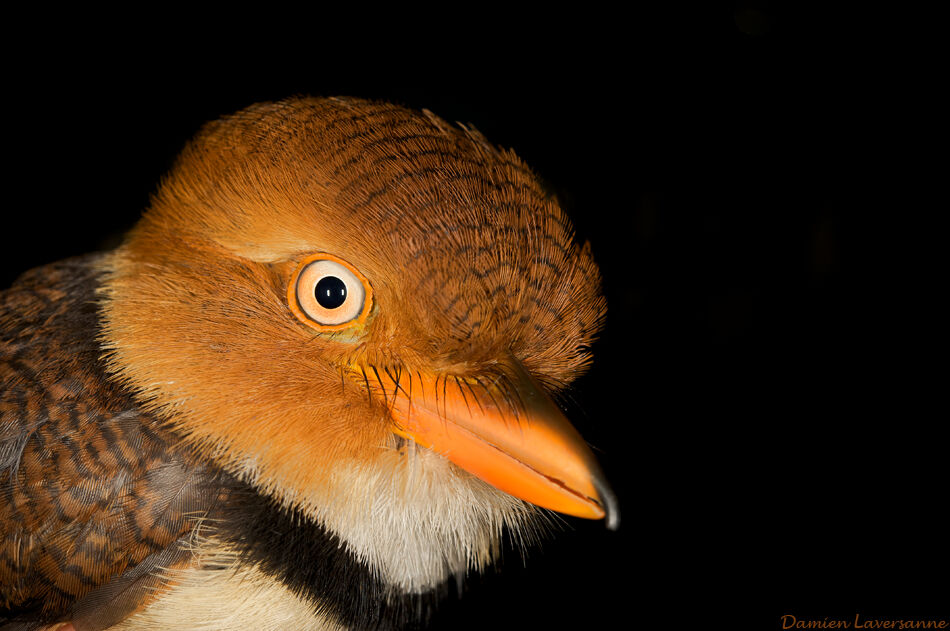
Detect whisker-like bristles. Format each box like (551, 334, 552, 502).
(353, 359, 545, 434)
(495, 374, 522, 423)
(383, 366, 398, 413)
(508, 375, 528, 421)
(359, 366, 373, 405)
(384, 365, 411, 415)
(370, 364, 388, 408)
(462, 379, 485, 415)
(441, 373, 449, 423)
(454, 376, 472, 419)
(407, 369, 413, 418)
(473, 376, 505, 423)
(382, 366, 397, 394)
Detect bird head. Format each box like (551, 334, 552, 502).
(99, 97, 616, 591)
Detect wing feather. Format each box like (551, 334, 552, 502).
(0, 255, 221, 628)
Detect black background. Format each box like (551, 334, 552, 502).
(2, 4, 942, 629)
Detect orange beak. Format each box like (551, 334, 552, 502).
(359, 356, 619, 529)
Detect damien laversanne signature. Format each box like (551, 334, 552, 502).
(782, 614, 948, 630)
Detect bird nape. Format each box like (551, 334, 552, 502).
(0, 97, 617, 631)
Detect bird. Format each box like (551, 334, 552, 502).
(0, 96, 618, 630)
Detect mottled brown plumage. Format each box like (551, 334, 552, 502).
(1, 97, 612, 630)
(0, 257, 224, 628)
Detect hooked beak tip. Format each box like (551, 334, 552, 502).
(595, 476, 621, 531)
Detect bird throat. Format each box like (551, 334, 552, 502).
(236, 437, 541, 595)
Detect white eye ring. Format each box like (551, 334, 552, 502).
(288, 254, 372, 330)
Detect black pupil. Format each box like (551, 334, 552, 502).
(315, 276, 347, 309)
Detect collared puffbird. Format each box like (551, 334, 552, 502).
(0, 97, 617, 631)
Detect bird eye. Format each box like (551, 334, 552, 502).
(288, 254, 373, 331)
